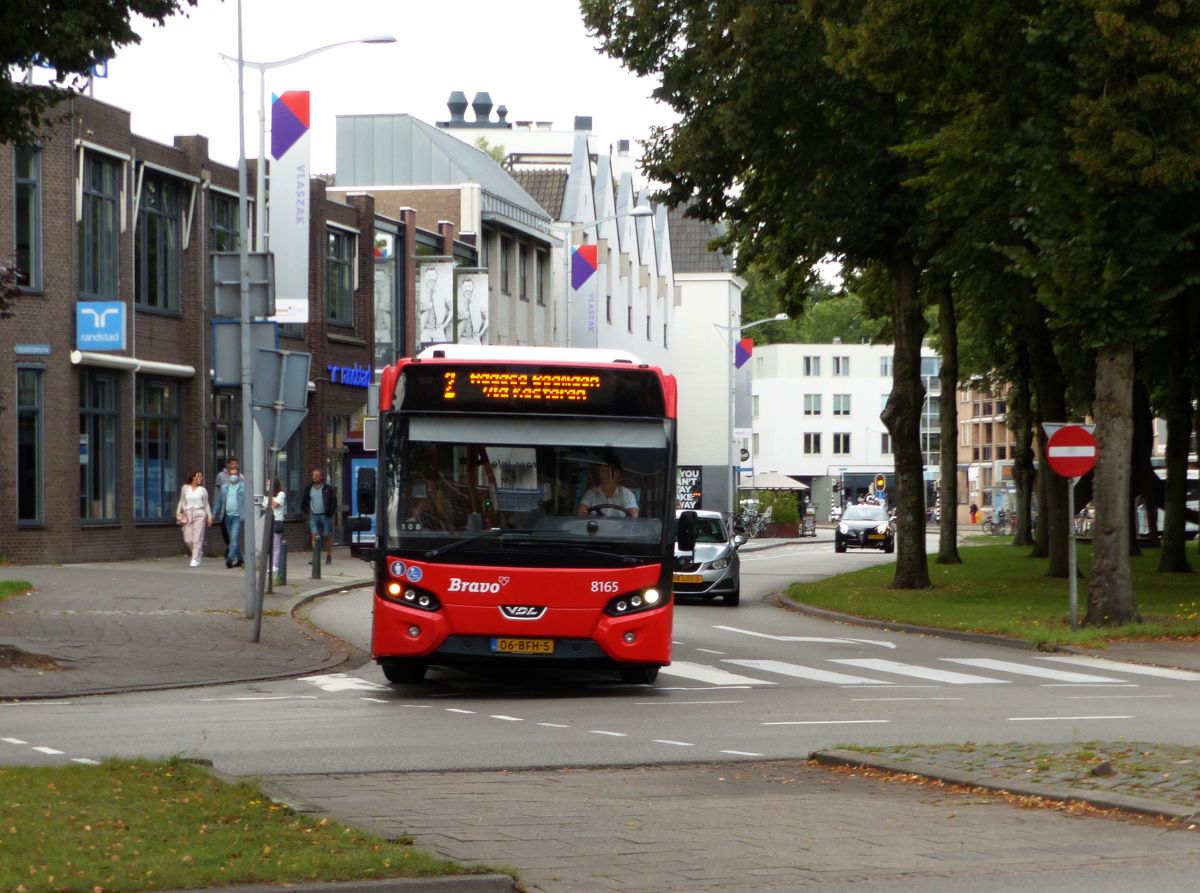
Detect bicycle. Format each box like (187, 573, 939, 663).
(734, 506, 773, 538)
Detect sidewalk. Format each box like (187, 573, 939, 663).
(0, 546, 373, 700)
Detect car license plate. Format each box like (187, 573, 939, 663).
(868, 533, 884, 540)
(673, 574, 703, 584)
(491, 637, 554, 655)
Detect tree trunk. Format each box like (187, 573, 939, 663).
(1008, 344, 1036, 547)
(1158, 296, 1192, 572)
(935, 277, 961, 564)
(1021, 294, 1070, 573)
(1086, 343, 1140, 625)
(880, 251, 931, 589)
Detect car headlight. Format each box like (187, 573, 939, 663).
(710, 557, 730, 570)
(877, 523, 890, 534)
(838, 523, 849, 534)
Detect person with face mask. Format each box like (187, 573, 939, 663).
(213, 459, 246, 568)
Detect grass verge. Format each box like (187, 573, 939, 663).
(787, 541, 1200, 647)
(0, 579, 32, 604)
(0, 758, 496, 893)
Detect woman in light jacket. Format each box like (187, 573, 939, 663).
(177, 470, 214, 567)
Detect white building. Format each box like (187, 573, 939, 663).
(751, 341, 942, 518)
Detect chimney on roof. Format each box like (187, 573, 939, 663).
(447, 91, 468, 123)
(617, 139, 630, 156)
(472, 92, 493, 124)
(496, 105, 508, 125)
(574, 115, 593, 132)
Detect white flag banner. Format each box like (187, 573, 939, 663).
(268, 91, 310, 323)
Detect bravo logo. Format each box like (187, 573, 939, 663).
(447, 576, 510, 594)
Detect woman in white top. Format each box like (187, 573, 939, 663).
(177, 470, 214, 567)
(265, 479, 287, 573)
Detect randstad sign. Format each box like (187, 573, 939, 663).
(76, 301, 127, 351)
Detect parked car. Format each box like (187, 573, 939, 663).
(835, 504, 895, 553)
(673, 509, 745, 606)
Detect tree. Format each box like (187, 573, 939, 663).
(1, 0, 197, 145)
(473, 136, 508, 168)
(582, 0, 935, 588)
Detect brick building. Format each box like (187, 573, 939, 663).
(0, 93, 379, 564)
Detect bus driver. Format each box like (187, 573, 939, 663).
(577, 463, 639, 518)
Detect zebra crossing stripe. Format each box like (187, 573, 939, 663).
(830, 658, 1010, 685)
(659, 661, 777, 686)
(724, 659, 890, 686)
(940, 658, 1122, 683)
(1038, 655, 1200, 681)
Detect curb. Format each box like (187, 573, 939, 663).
(147, 877, 516, 893)
(810, 749, 1199, 825)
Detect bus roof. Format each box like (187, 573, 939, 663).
(416, 344, 644, 366)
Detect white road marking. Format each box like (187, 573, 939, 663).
(0, 701, 72, 707)
(1041, 683, 1138, 688)
(658, 685, 753, 691)
(636, 700, 744, 706)
(490, 715, 523, 722)
(72, 758, 101, 765)
(721, 750, 765, 756)
(1069, 694, 1171, 700)
(831, 659, 1010, 685)
(2, 737, 28, 745)
(725, 658, 891, 686)
(445, 708, 476, 714)
(537, 722, 570, 728)
(300, 673, 388, 692)
(590, 730, 627, 737)
(1038, 655, 1200, 681)
(201, 695, 320, 701)
(714, 625, 896, 649)
(763, 719, 889, 726)
(653, 739, 694, 747)
(941, 657, 1123, 683)
(696, 648, 725, 655)
(359, 697, 389, 703)
(851, 697, 962, 702)
(32, 746, 63, 754)
(659, 661, 776, 686)
(1008, 715, 1133, 722)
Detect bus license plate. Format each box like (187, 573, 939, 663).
(491, 637, 554, 655)
(673, 574, 703, 584)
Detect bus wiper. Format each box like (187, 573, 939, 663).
(423, 529, 508, 559)
(506, 538, 639, 566)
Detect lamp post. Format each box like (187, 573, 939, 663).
(220, 33, 395, 252)
(558, 206, 654, 347)
(713, 312, 788, 515)
(223, 15, 393, 618)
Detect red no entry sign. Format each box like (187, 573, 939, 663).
(1046, 425, 1097, 478)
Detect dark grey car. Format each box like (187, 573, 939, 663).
(835, 504, 895, 553)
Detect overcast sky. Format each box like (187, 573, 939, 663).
(65, 0, 672, 174)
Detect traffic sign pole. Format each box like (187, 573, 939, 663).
(1068, 476, 1078, 632)
(1045, 424, 1096, 634)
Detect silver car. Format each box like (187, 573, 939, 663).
(673, 510, 745, 606)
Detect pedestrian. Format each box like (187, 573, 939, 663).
(301, 467, 337, 565)
(176, 470, 213, 567)
(214, 456, 235, 549)
(264, 478, 286, 574)
(213, 458, 246, 568)
(969, 502, 979, 525)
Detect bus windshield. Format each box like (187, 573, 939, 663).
(382, 414, 673, 558)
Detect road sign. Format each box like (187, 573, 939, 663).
(1046, 425, 1097, 478)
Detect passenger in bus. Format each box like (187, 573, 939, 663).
(577, 463, 639, 518)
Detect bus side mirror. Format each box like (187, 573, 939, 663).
(356, 472, 376, 511)
(677, 510, 698, 552)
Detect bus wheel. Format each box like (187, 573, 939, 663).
(620, 665, 659, 685)
(381, 659, 428, 684)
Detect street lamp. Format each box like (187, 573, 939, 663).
(558, 206, 654, 347)
(713, 312, 788, 513)
(223, 11, 393, 619)
(220, 33, 395, 252)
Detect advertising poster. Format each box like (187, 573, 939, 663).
(417, 258, 455, 348)
(677, 466, 702, 510)
(268, 91, 310, 323)
(455, 270, 490, 344)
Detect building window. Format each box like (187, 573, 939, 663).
(833, 432, 851, 454)
(803, 432, 821, 454)
(80, 371, 118, 521)
(14, 147, 42, 291)
(754, 356, 764, 376)
(135, 174, 181, 311)
(752, 395, 759, 419)
(803, 355, 820, 376)
(803, 394, 821, 415)
(327, 229, 354, 324)
(646, 314, 651, 340)
(833, 394, 851, 416)
(518, 245, 528, 301)
(327, 414, 351, 451)
(17, 367, 43, 523)
(79, 153, 120, 299)
(627, 305, 633, 333)
(211, 391, 241, 482)
(536, 250, 547, 306)
(663, 322, 668, 349)
(500, 236, 512, 294)
(832, 356, 850, 376)
(134, 377, 179, 520)
(276, 425, 305, 520)
(880, 355, 892, 377)
(881, 432, 892, 454)
(606, 293, 613, 323)
(210, 193, 240, 252)
(752, 432, 759, 455)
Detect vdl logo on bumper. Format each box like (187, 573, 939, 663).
(501, 605, 547, 620)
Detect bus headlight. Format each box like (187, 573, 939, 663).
(604, 587, 665, 616)
(382, 583, 442, 612)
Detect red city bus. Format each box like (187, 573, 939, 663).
(354, 345, 686, 685)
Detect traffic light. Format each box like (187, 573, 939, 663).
(875, 474, 886, 492)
